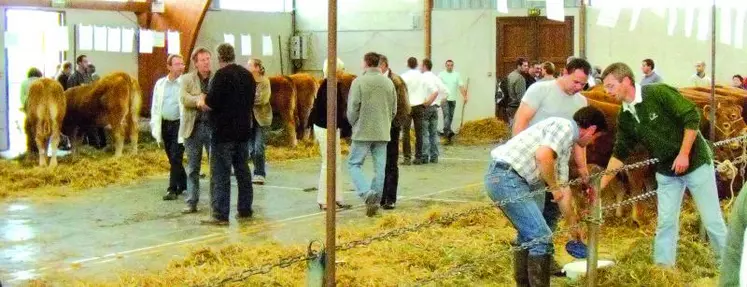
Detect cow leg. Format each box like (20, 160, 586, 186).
(35, 122, 47, 167)
(127, 113, 139, 154)
(626, 169, 648, 227)
(285, 112, 298, 147)
(111, 123, 125, 157)
(48, 124, 61, 168)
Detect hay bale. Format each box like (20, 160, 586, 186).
(456, 118, 509, 145)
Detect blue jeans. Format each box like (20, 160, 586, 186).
(485, 161, 552, 256)
(248, 125, 268, 177)
(347, 141, 387, 200)
(422, 105, 439, 160)
(209, 138, 253, 221)
(442, 100, 456, 135)
(184, 120, 212, 208)
(653, 163, 727, 266)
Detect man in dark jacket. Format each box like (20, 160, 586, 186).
(201, 43, 256, 225)
(379, 54, 410, 209)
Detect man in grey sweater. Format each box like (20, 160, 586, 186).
(347, 52, 398, 217)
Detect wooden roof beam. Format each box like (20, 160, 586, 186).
(0, 0, 151, 13)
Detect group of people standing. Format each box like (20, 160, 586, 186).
(149, 43, 271, 225)
(486, 57, 732, 286)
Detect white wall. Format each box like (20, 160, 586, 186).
(195, 10, 293, 75)
(586, 7, 747, 88)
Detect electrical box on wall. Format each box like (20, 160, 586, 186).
(290, 35, 301, 60)
(411, 13, 423, 29)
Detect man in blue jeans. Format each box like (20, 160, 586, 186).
(347, 52, 397, 217)
(598, 62, 727, 267)
(200, 43, 256, 225)
(485, 106, 607, 286)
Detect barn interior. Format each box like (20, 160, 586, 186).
(0, 0, 746, 286)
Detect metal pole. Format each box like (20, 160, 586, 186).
(324, 0, 338, 285)
(586, 185, 601, 286)
(709, 0, 716, 141)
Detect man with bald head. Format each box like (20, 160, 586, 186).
(690, 61, 712, 87)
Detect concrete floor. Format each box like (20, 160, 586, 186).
(0, 144, 495, 286)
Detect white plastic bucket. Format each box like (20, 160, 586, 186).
(563, 259, 615, 280)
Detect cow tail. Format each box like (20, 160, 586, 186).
(283, 75, 297, 119)
(127, 78, 143, 137)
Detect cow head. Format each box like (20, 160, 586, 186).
(703, 102, 747, 150)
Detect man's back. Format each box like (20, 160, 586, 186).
(507, 70, 526, 108)
(206, 63, 255, 143)
(401, 69, 427, 106)
(347, 68, 397, 142)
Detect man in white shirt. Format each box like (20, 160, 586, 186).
(420, 58, 449, 164)
(150, 54, 186, 201)
(400, 57, 438, 165)
(690, 61, 712, 87)
(438, 59, 468, 144)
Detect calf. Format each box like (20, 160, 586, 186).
(63, 72, 141, 157)
(289, 73, 319, 141)
(25, 78, 66, 167)
(268, 75, 297, 146)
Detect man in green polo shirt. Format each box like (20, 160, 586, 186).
(597, 62, 727, 267)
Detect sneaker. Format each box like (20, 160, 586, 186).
(429, 157, 438, 164)
(401, 159, 412, 165)
(235, 211, 253, 220)
(252, 176, 265, 185)
(181, 206, 198, 214)
(364, 191, 380, 217)
(162, 191, 178, 201)
(200, 217, 229, 226)
(382, 203, 395, 210)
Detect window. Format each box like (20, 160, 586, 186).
(218, 0, 291, 12)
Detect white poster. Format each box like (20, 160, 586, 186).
(78, 24, 93, 51)
(224, 33, 235, 46)
(667, 7, 677, 36)
(94, 25, 107, 51)
(241, 34, 252, 56)
(121, 28, 134, 53)
(262, 35, 273, 56)
(139, 29, 153, 54)
(697, 6, 710, 41)
(153, 31, 165, 48)
(735, 9, 746, 49)
(629, 8, 641, 31)
(496, 0, 508, 14)
(167, 30, 180, 55)
(684, 7, 696, 38)
(546, 0, 564, 22)
(720, 7, 733, 45)
(107, 27, 121, 52)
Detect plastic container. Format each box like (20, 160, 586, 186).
(562, 259, 615, 280)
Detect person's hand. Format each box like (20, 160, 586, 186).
(550, 188, 564, 203)
(671, 153, 690, 174)
(578, 167, 591, 185)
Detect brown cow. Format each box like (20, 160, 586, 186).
(25, 78, 66, 167)
(288, 73, 319, 141)
(63, 72, 141, 157)
(268, 75, 297, 146)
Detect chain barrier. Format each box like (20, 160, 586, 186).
(198, 134, 747, 286)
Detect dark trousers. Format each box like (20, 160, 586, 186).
(543, 195, 561, 231)
(85, 127, 107, 149)
(442, 100, 457, 135)
(162, 120, 186, 192)
(210, 138, 253, 221)
(402, 105, 425, 161)
(382, 124, 401, 205)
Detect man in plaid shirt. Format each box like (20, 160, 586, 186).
(485, 106, 608, 286)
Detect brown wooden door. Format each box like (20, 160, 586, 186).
(496, 16, 574, 78)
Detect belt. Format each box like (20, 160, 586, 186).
(492, 160, 513, 170)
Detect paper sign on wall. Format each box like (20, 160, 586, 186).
(108, 27, 121, 52)
(667, 7, 677, 36)
(496, 0, 508, 13)
(596, 6, 621, 28)
(697, 7, 710, 41)
(735, 9, 746, 49)
(241, 34, 252, 56)
(224, 33, 235, 47)
(94, 25, 107, 51)
(546, 0, 564, 22)
(684, 8, 695, 38)
(153, 31, 165, 47)
(167, 30, 180, 55)
(78, 24, 93, 51)
(720, 7, 733, 45)
(262, 35, 273, 56)
(121, 28, 134, 53)
(4, 31, 19, 48)
(139, 29, 153, 54)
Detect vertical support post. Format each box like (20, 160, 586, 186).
(324, 0, 338, 285)
(586, 187, 601, 287)
(579, 0, 587, 59)
(424, 0, 432, 58)
(709, 0, 716, 141)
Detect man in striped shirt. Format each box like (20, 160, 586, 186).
(485, 106, 608, 286)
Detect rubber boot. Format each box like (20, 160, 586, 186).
(527, 255, 551, 287)
(513, 249, 530, 286)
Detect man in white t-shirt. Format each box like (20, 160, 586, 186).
(511, 57, 592, 276)
(690, 61, 712, 87)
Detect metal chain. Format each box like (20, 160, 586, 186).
(201, 134, 747, 286)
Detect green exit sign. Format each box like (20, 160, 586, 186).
(51, 0, 68, 8)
